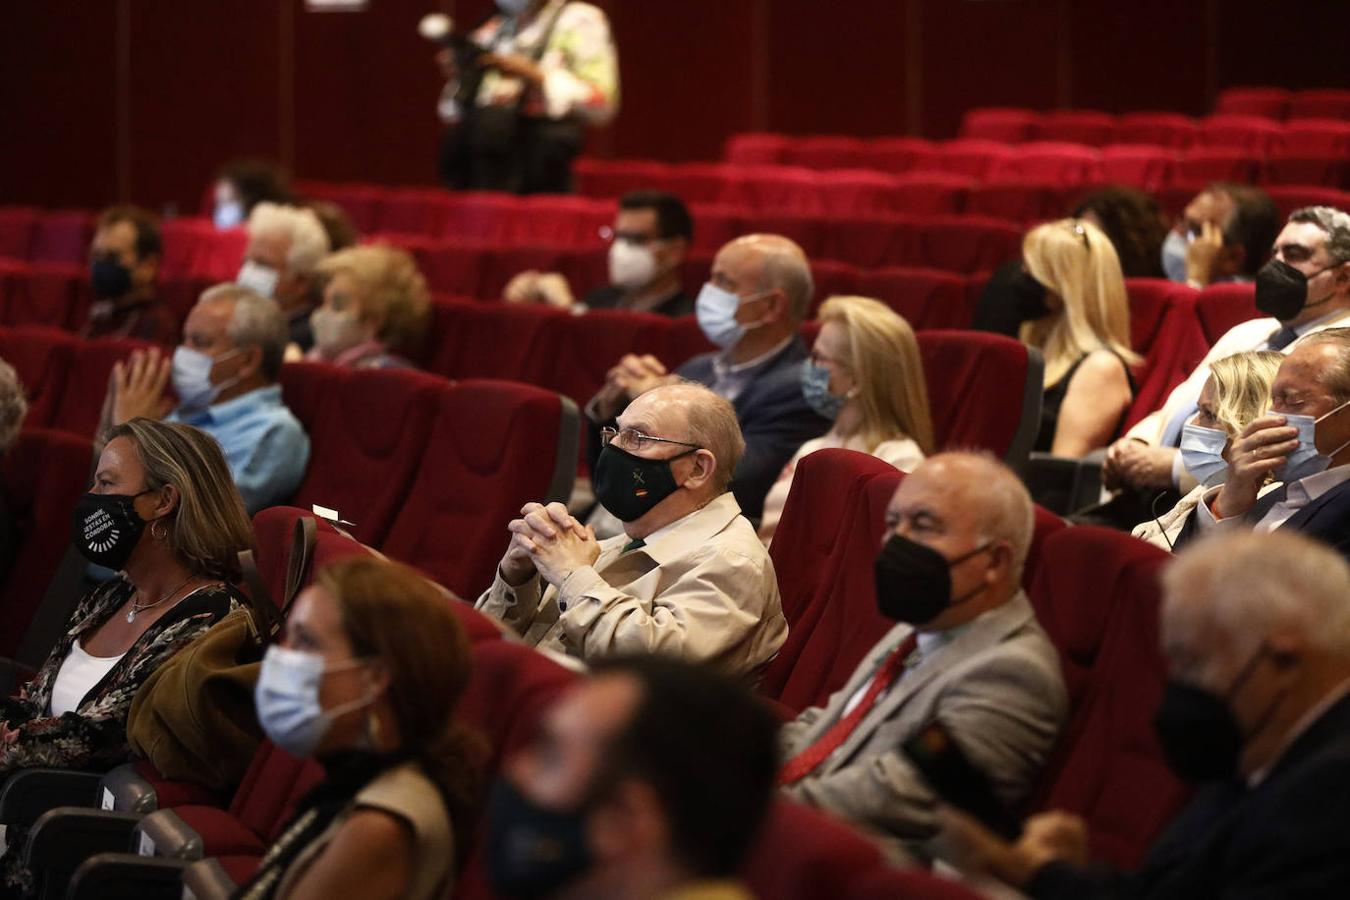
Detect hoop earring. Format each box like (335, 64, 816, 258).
(150, 519, 167, 541)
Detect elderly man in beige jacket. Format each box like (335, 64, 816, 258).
(476, 382, 786, 680)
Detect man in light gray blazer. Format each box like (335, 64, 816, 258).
(779, 451, 1068, 854)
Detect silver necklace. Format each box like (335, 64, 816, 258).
(127, 576, 194, 624)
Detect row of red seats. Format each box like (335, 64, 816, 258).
(1216, 87, 1350, 121)
(720, 137, 1350, 191)
(767, 449, 1189, 868)
(956, 108, 1350, 147)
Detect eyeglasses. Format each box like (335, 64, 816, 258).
(600, 426, 700, 454)
(598, 226, 661, 247)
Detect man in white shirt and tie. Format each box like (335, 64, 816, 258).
(1174, 328, 1350, 557)
(1104, 206, 1350, 501)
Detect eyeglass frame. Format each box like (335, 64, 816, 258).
(599, 426, 701, 455)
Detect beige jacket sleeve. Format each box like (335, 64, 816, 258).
(475, 570, 549, 635)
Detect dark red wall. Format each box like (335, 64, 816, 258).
(2, 0, 1346, 212)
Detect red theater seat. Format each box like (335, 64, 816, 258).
(421, 299, 564, 382)
(29, 211, 94, 265)
(1273, 118, 1350, 154)
(1036, 110, 1118, 146)
(395, 236, 486, 297)
(249, 506, 373, 606)
(573, 158, 673, 199)
(814, 170, 903, 216)
(1261, 150, 1350, 188)
(1099, 144, 1179, 192)
(0, 207, 38, 259)
(294, 180, 381, 234)
(967, 180, 1077, 226)
(1215, 86, 1291, 119)
(917, 330, 1042, 465)
(1195, 282, 1262, 345)
(959, 107, 1038, 143)
(1176, 147, 1257, 184)
(542, 308, 672, 408)
(1288, 88, 1350, 120)
(858, 137, 940, 174)
(724, 133, 789, 165)
(761, 450, 900, 708)
(1116, 112, 1198, 149)
(52, 336, 154, 438)
(1196, 114, 1282, 153)
(783, 135, 867, 170)
(280, 363, 445, 548)
(1265, 185, 1350, 220)
(808, 260, 861, 308)
(719, 166, 825, 214)
(1027, 527, 1189, 868)
(0, 262, 91, 332)
(888, 172, 973, 216)
(1122, 280, 1208, 430)
(989, 142, 1103, 185)
(915, 216, 1023, 274)
(382, 379, 574, 599)
(742, 801, 884, 899)
(373, 187, 452, 237)
(931, 140, 1016, 179)
(479, 245, 570, 300)
(855, 266, 973, 330)
(0, 326, 78, 429)
(0, 429, 93, 658)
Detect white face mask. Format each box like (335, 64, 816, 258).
(255, 646, 376, 759)
(311, 307, 367, 358)
(1180, 423, 1229, 487)
(237, 260, 280, 300)
(213, 200, 244, 231)
(695, 283, 769, 350)
(172, 345, 242, 412)
(1272, 398, 1350, 483)
(608, 240, 658, 291)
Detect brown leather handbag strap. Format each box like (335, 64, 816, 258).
(237, 549, 283, 644)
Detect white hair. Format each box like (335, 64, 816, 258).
(247, 202, 330, 275)
(1164, 530, 1350, 658)
(0, 359, 27, 455)
(649, 381, 745, 494)
(198, 284, 289, 381)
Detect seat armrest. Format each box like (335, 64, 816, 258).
(135, 808, 206, 860)
(0, 769, 103, 827)
(67, 852, 191, 900)
(182, 857, 239, 900)
(99, 763, 161, 815)
(24, 808, 142, 870)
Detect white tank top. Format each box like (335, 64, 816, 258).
(49, 639, 125, 716)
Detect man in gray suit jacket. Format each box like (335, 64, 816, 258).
(779, 452, 1068, 854)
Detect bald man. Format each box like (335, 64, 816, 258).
(778, 452, 1067, 855)
(948, 529, 1350, 898)
(476, 382, 787, 679)
(585, 234, 832, 523)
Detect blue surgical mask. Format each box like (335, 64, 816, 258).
(255, 645, 375, 759)
(1273, 399, 1350, 484)
(213, 200, 244, 230)
(172, 345, 241, 412)
(800, 359, 845, 420)
(1180, 423, 1229, 487)
(695, 283, 768, 350)
(1161, 229, 1191, 284)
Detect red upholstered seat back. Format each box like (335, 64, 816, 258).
(762, 450, 900, 708)
(1099, 144, 1178, 192)
(724, 133, 789, 165)
(422, 300, 564, 383)
(0, 207, 39, 259)
(1177, 147, 1257, 184)
(1027, 526, 1189, 868)
(1123, 280, 1209, 430)
(0, 428, 93, 656)
(226, 741, 326, 840)
(783, 135, 866, 170)
(249, 506, 373, 611)
(382, 379, 565, 599)
(1215, 86, 1290, 119)
(988, 142, 1103, 184)
(30, 210, 94, 265)
(959, 108, 1038, 143)
(280, 363, 444, 548)
(854, 267, 973, 330)
(1195, 282, 1261, 346)
(542, 309, 673, 408)
(0, 326, 77, 429)
(742, 801, 883, 898)
(1, 262, 91, 331)
(53, 336, 154, 438)
(1196, 114, 1282, 153)
(917, 330, 1035, 460)
(1289, 88, 1350, 120)
(1036, 109, 1119, 146)
(915, 216, 1023, 273)
(1116, 112, 1198, 149)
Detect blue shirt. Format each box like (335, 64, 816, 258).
(168, 385, 310, 514)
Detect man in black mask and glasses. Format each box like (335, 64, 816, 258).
(777, 452, 1066, 858)
(475, 382, 787, 681)
(942, 529, 1350, 898)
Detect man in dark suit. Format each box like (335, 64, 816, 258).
(1172, 327, 1350, 558)
(943, 528, 1350, 898)
(585, 234, 832, 522)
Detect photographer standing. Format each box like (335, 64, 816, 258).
(435, 0, 618, 194)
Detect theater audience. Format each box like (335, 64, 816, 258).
(1105, 206, 1350, 508)
(304, 200, 358, 253)
(1134, 350, 1282, 549)
(944, 529, 1350, 898)
(239, 202, 331, 353)
(1171, 329, 1350, 556)
(504, 191, 694, 316)
(0, 419, 246, 892)
(239, 557, 477, 900)
(778, 452, 1067, 858)
(488, 656, 776, 900)
(586, 234, 831, 522)
(104, 284, 310, 514)
(82, 205, 174, 344)
(1072, 185, 1169, 280)
(476, 382, 787, 679)
(1160, 182, 1279, 289)
(212, 159, 293, 231)
(0, 359, 27, 586)
(758, 295, 934, 545)
(1020, 218, 1139, 455)
(306, 245, 430, 369)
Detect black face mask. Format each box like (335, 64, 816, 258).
(90, 256, 133, 300)
(486, 779, 593, 900)
(71, 490, 153, 570)
(592, 444, 696, 523)
(1153, 645, 1273, 784)
(873, 534, 993, 625)
(1008, 269, 1051, 321)
(1255, 258, 1336, 322)
(975, 262, 1051, 336)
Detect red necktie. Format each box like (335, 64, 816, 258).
(778, 633, 919, 785)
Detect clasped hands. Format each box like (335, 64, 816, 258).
(499, 502, 601, 588)
(937, 807, 1089, 888)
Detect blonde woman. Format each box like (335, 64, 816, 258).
(758, 296, 935, 544)
(1021, 218, 1141, 456)
(1134, 350, 1283, 549)
(307, 245, 431, 369)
